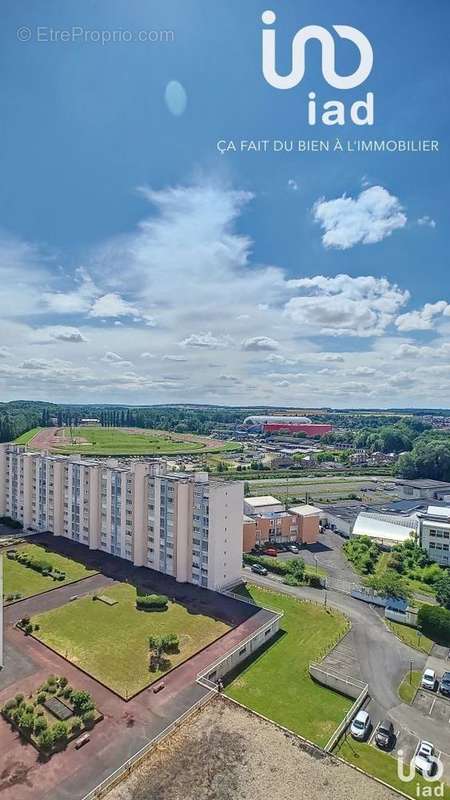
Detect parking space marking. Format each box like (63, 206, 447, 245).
(429, 697, 436, 716)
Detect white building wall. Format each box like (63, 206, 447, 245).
(207, 481, 243, 590)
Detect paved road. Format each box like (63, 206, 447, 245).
(4, 573, 115, 625)
(242, 570, 450, 752)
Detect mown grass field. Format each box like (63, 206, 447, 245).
(32, 583, 230, 697)
(42, 426, 240, 456)
(336, 738, 450, 799)
(14, 427, 43, 444)
(225, 584, 351, 746)
(3, 542, 97, 601)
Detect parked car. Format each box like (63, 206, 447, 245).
(251, 563, 268, 576)
(350, 710, 371, 741)
(263, 548, 278, 557)
(375, 719, 394, 750)
(421, 669, 436, 691)
(414, 741, 437, 777)
(288, 544, 300, 553)
(439, 671, 450, 697)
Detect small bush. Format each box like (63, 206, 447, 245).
(81, 709, 95, 729)
(33, 716, 48, 735)
(14, 693, 24, 706)
(37, 728, 54, 753)
(71, 716, 82, 734)
(24, 622, 33, 635)
(63, 686, 72, 699)
(6, 594, 14, 602)
(308, 574, 323, 589)
(136, 594, 169, 611)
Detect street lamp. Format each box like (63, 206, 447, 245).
(314, 555, 318, 575)
(409, 658, 414, 684)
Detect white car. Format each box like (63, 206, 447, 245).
(414, 741, 437, 777)
(289, 545, 300, 554)
(421, 669, 436, 691)
(350, 710, 371, 741)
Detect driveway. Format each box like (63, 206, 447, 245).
(274, 529, 359, 583)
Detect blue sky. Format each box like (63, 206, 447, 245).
(0, 0, 449, 407)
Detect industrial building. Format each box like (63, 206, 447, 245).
(242, 415, 332, 437)
(0, 444, 243, 591)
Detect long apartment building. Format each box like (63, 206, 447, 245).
(0, 444, 243, 591)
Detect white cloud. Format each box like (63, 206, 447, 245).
(285, 274, 408, 337)
(89, 293, 140, 319)
(179, 332, 232, 349)
(417, 216, 436, 228)
(288, 179, 299, 191)
(241, 336, 279, 351)
(162, 355, 187, 362)
(313, 186, 407, 249)
(395, 301, 449, 332)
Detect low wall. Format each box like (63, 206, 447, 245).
(385, 607, 418, 627)
(197, 614, 281, 686)
(309, 663, 366, 700)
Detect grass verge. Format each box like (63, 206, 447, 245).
(14, 427, 42, 445)
(398, 670, 421, 703)
(336, 737, 450, 800)
(386, 619, 433, 654)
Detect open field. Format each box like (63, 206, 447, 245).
(3, 542, 97, 601)
(247, 476, 396, 505)
(25, 426, 240, 456)
(104, 696, 399, 800)
(225, 584, 351, 746)
(14, 427, 43, 444)
(336, 737, 450, 800)
(31, 583, 230, 697)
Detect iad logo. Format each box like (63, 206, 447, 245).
(261, 10, 374, 125)
(397, 748, 445, 797)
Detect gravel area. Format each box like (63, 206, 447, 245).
(105, 696, 399, 800)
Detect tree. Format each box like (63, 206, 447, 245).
(286, 558, 305, 581)
(148, 634, 179, 671)
(418, 604, 450, 646)
(37, 728, 54, 753)
(71, 690, 94, 716)
(435, 573, 450, 610)
(365, 570, 411, 601)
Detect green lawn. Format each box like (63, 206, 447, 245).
(3, 543, 98, 601)
(398, 669, 421, 703)
(386, 619, 434, 654)
(53, 427, 206, 456)
(225, 584, 352, 746)
(14, 427, 42, 445)
(336, 738, 450, 800)
(32, 583, 230, 697)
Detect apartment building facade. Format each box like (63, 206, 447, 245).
(0, 445, 243, 591)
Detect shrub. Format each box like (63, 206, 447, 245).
(19, 617, 30, 628)
(24, 622, 33, 635)
(35, 707, 44, 716)
(14, 693, 24, 706)
(33, 715, 47, 735)
(47, 684, 57, 694)
(418, 604, 450, 646)
(308, 574, 323, 589)
(2, 698, 17, 716)
(37, 728, 54, 753)
(18, 710, 35, 736)
(136, 594, 169, 611)
(51, 721, 69, 749)
(6, 594, 14, 602)
(47, 675, 57, 686)
(70, 716, 82, 734)
(59, 676, 68, 688)
(34, 624, 40, 632)
(63, 686, 72, 699)
(71, 690, 94, 716)
(283, 574, 302, 587)
(81, 709, 95, 729)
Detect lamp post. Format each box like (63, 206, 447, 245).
(314, 555, 318, 575)
(409, 658, 414, 684)
(417, 626, 422, 650)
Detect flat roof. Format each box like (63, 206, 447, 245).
(289, 504, 321, 516)
(397, 479, 450, 489)
(245, 495, 283, 507)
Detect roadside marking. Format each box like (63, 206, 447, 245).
(429, 697, 437, 716)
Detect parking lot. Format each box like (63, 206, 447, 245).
(365, 687, 450, 785)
